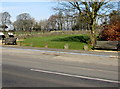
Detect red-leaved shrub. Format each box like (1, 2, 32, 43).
(100, 21, 120, 41)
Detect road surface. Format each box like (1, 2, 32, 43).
(1, 46, 119, 87)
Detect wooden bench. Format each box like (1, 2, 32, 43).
(5, 37, 17, 45)
(94, 41, 120, 50)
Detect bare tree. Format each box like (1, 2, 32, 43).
(48, 15, 58, 30)
(109, 10, 120, 24)
(32, 22, 41, 32)
(0, 12, 11, 31)
(48, 12, 65, 31)
(56, 11, 64, 30)
(14, 13, 35, 31)
(54, 0, 114, 47)
(39, 19, 48, 32)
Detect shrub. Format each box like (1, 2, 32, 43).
(100, 21, 120, 41)
(100, 10, 120, 41)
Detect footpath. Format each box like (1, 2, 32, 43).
(2, 44, 118, 57)
(1, 44, 119, 66)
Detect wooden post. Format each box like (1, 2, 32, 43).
(19, 41, 21, 46)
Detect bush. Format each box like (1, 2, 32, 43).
(52, 35, 90, 43)
(100, 10, 120, 41)
(100, 15, 120, 41)
(100, 21, 120, 41)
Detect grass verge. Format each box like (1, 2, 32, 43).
(20, 34, 92, 50)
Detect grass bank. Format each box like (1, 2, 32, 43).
(20, 34, 92, 50)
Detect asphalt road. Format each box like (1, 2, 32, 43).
(1, 47, 119, 87)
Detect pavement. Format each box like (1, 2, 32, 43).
(2, 45, 119, 56)
(1, 45, 119, 66)
(2, 46, 118, 66)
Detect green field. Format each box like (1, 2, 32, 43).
(21, 34, 92, 50)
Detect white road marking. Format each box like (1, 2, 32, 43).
(30, 68, 120, 84)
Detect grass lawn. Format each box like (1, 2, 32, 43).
(21, 34, 92, 50)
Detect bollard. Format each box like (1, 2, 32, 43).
(19, 41, 22, 46)
(84, 44, 88, 51)
(45, 43, 48, 48)
(30, 42, 33, 47)
(64, 44, 69, 49)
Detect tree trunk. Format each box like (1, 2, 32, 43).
(3, 27, 5, 32)
(90, 7, 97, 48)
(90, 19, 96, 47)
(60, 23, 62, 30)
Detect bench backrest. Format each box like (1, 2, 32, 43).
(95, 41, 119, 50)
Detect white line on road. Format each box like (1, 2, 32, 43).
(30, 68, 120, 84)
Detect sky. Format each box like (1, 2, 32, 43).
(0, 0, 119, 23)
(1, 1, 58, 22)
